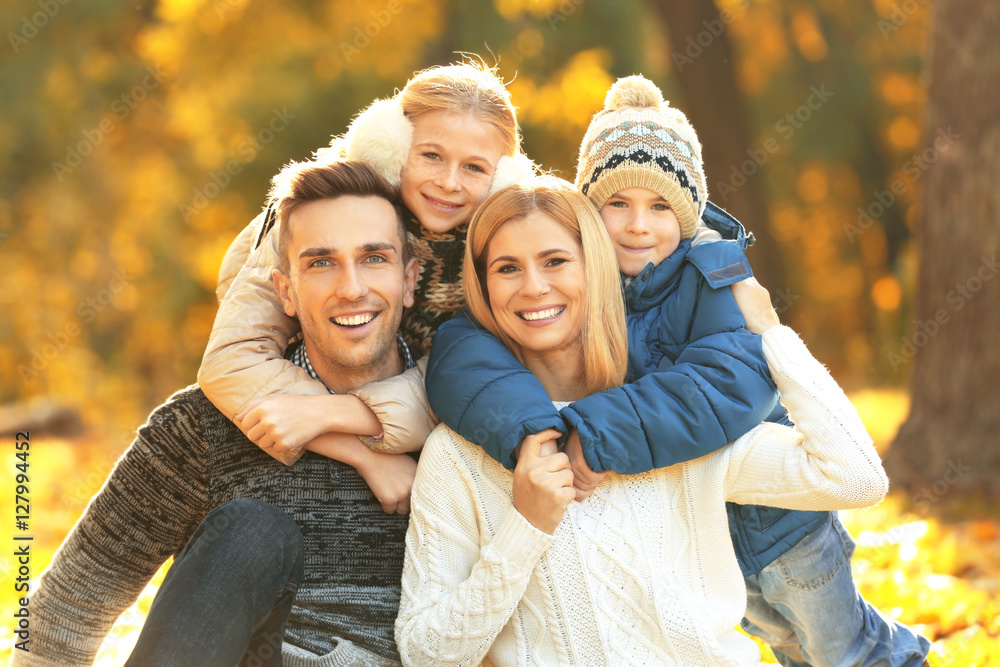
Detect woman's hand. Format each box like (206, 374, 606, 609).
(512, 429, 575, 535)
(731, 277, 780, 334)
(564, 430, 607, 501)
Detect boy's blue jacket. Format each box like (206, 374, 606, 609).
(426, 202, 827, 576)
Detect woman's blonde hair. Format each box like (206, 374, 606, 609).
(398, 61, 520, 157)
(464, 177, 628, 395)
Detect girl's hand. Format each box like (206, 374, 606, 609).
(353, 450, 418, 515)
(238, 395, 333, 457)
(731, 277, 781, 334)
(512, 429, 575, 534)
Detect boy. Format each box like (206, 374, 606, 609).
(426, 76, 930, 667)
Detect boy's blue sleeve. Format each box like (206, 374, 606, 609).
(426, 310, 564, 470)
(560, 280, 779, 474)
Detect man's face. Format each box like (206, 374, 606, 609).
(274, 196, 417, 380)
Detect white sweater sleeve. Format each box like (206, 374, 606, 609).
(723, 325, 889, 509)
(396, 427, 552, 667)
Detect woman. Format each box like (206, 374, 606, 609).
(395, 178, 889, 666)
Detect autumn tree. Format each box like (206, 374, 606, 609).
(885, 0, 1000, 505)
(645, 0, 787, 294)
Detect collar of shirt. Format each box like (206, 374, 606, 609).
(288, 334, 415, 394)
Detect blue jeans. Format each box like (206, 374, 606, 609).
(126, 498, 305, 667)
(742, 512, 930, 667)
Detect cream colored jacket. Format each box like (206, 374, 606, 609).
(201, 211, 437, 464)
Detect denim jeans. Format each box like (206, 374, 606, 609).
(126, 497, 305, 667)
(742, 512, 930, 667)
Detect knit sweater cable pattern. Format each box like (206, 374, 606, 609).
(395, 326, 889, 667)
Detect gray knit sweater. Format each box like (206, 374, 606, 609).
(12, 385, 408, 667)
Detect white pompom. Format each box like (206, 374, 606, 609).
(488, 153, 538, 196)
(344, 98, 413, 188)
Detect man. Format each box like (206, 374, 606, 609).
(13, 160, 425, 667)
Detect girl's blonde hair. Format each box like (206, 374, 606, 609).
(398, 61, 520, 157)
(464, 178, 628, 395)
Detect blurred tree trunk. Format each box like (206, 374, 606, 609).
(646, 0, 788, 295)
(885, 0, 1000, 507)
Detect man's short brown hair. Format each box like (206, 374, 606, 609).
(270, 159, 409, 274)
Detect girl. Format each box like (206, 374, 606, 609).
(198, 62, 534, 486)
(395, 178, 889, 666)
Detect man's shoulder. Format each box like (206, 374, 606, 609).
(138, 384, 232, 437)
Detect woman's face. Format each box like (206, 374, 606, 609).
(599, 187, 682, 277)
(485, 211, 587, 362)
(399, 110, 507, 234)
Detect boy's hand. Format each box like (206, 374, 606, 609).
(238, 395, 330, 459)
(564, 430, 607, 501)
(730, 277, 780, 334)
(513, 429, 574, 534)
(354, 450, 418, 514)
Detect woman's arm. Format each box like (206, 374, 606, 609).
(723, 324, 888, 508)
(395, 428, 566, 666)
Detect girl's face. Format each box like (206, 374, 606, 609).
(485, 211, 587, 364)
(400, 110, 507, 234)
(599, 187, 681, 277)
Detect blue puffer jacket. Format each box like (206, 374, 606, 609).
(426, 202, 827, 576)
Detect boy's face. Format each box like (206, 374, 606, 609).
(599, 187, 682, 277)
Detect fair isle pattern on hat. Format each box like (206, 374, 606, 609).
(575, 76, 707, 240)
(582, 122, 701, 204)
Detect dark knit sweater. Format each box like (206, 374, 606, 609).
(400, 213, 467, 357)
(15, 386, 409, 666)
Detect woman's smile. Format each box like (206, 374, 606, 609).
(486, 211, 586, 361)
(516, 305, 566, 323)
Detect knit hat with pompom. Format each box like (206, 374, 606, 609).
(575, 75, 706, 239)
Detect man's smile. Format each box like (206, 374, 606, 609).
(330, 311, 379, 328)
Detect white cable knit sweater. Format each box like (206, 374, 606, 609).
(395, 326, 889, 667)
